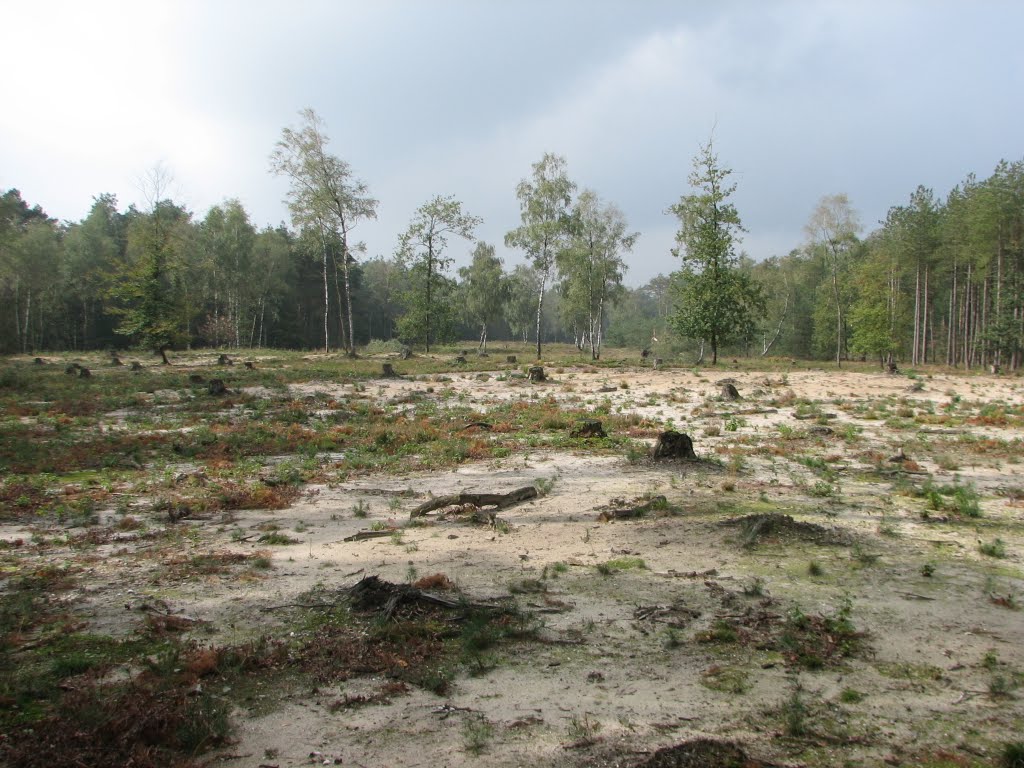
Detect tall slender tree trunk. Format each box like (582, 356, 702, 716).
(534, 272, 547, 360)
(425, 241, 433, 353)
(947, 259, 957, 366)
(331, 250, 346, 351)
(23, 289, 31, 354)
(318, 224, 329, 353)
(340, 222, 356, 356)
(922, 265, 930, 364)
(912, 263, 921, 365)
(832, 269, 842, 367)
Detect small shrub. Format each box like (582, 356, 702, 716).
(979, 538, 1007, 558)
(781, 686, 810, 737)
(1003, 742, 1024, 768)
(839, 688, 864, 704)
(462, 717, 494, 755)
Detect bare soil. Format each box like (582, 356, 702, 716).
(3, 362, 1023, 767)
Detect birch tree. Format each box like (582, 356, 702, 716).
(505, 153, 575, 360)
(270, 108, 377, 354)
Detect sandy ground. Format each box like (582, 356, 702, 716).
(5, 365, 1024, 766)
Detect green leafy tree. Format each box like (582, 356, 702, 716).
(558, 190, 637, 359)
(849, 236, 907, 365)
(805, 193, 861, 365)
(459, 242, 507, 352)
(395, 195, 480, 351)
(247, 227, 295, 348)
(504, 264, 541, 344)
(505, 153, 576, 359)
(270, 108, 378, 354)
(667, 139, 764, 364)
(111, 198, 192, 363)
(0, 190, 58, 353)
(62, 194, 125, 349)
(198, 199, 256, 347)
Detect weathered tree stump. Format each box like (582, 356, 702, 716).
(570, 419, 607, 439)
(400, 347, 412, 360)
(244, 361, 255, 370)
(506, 355, 517, 364)
(886, 361, 899, 375)
(207, 378, 228, 396)
(528, 365, 546, 382)
(990, 364, 1000, 375)
(217, 354, 233, 366)
(654, 357, 663, 370)
(381, 363, 400, 378)
(33, 357, 45, 365)
(188, 373, 205, 385)
(454, 355, 467, 364)
(651, 431, 698, 461)
(77, 366, 91, 378)
(720, 382, 741, 401)
(130, 361, 144, 371)
(110, 356, 123, 366)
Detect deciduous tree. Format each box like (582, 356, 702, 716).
(668, 139, 763, 364)
(505, 153, 576, 360)
(270, 108, 377, 355)
(396, 195, 480, 351)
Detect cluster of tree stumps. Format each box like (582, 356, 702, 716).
(64, 362, 91, 378)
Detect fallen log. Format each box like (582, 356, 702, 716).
(344, 529, 398, 542)
(597, 495, 668, 522)
(410, 486, 538, 518)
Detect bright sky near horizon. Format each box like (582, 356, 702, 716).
(1, 1, 1021, 285)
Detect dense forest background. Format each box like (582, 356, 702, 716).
(2, 150, 1022, 370)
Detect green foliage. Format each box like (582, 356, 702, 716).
(505, 153, 577, 358)
(459, 242, 507, 351)
(667, 139, 765, 364)
(396, 195, 480, 352)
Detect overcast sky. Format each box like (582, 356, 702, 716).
(2, 1, 1022, 285)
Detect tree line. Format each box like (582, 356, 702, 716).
(1, 109, 1021, 369)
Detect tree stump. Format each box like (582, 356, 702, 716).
(244, 361, 255, 370)
(886, 362, 899, 375)
(528, 365, 546, 382)
(400, 347, 412, 360)
(506, 355, 517, 364)
(570, 419, 607, 439)
(990, 364, 1000, 375)
(654, 358, 663, 370)
(130, 362, 144, 372)
(208, 378, 228, 396)
(110, 356, 123, 366)
(77, 367, 91, 378)
(720, 382, 741, 401)
(381, 363, 399, 378)
(454, 355, 467, 364)
(651, 431, 698, 461)
(33, 357, 45, 365)
(217, 354, 233, 366)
